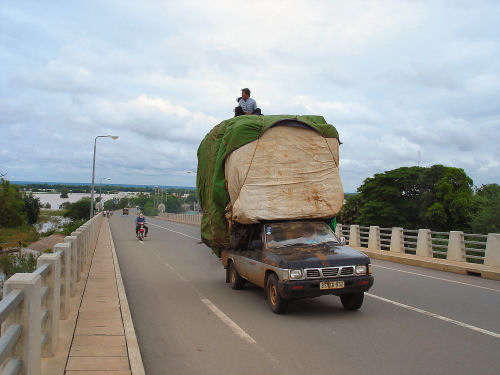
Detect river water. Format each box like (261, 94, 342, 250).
(33, 192, 139, 210)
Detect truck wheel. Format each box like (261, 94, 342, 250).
(340, 292, 364, 310)
(229, 262, 245, 290)
(266, 274, 288, 314)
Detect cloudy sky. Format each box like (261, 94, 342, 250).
(1, 0, 499, 191)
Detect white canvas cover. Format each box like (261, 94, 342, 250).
(225, 125, 344, 224)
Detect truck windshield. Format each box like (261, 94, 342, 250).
(265, 221, 340, 249)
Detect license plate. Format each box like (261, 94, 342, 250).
(320, 281, 345, 290)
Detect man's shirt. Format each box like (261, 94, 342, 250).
(238, 97, 257, 113)
(136, 217, 146, 223)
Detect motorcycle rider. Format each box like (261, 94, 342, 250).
(135, 213, 148, 237)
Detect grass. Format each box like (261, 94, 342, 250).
(0, 226, 40, 250)
(38, 209, 66, 223)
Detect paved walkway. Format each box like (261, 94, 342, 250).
(64, 219, 143, 375)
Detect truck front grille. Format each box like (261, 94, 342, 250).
(304, 266, 355, 279)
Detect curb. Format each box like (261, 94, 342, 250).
(356, 247, 500, 281)
(107, 221, 146, 375)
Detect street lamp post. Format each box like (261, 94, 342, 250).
(90, 135, 118, 218)
(99, 177, 111, 211)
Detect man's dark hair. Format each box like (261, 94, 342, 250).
(241, 88, 251, 96)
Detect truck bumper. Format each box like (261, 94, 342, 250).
(278, 276, 374, 299)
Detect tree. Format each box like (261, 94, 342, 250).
(0, 179, 25, 227)
(64, 198, 91, 220)
(60, 188, 69, 198)
(23, 193, 41, 224)
(118, 197, 130, 209)
(419, 165, 473, 231)
(143, 202, 159, 216)
(351, 165, 474, 231)
(166, 195, 182, 213)
(104, 199, 119, 211)
(356, 167, 424, 228)
(338, 194, 362, 225)
(470, 184, 500, 234)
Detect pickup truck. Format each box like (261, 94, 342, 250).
(221, 220, 374, 314)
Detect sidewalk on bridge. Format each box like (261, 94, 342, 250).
(41, 218, 145, 375)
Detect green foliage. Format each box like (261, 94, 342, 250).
(357, 167, 425, 228)
(0, 253, 39, 278)
(61, 219, 86, 236)
(103, 199, 119, 211)
(41, 229, 56, 237)
(351, 165, 474, 231)
(143, 202, 159, 216)
(59, 201, 71, 210)
(338, 194, 362, 224)
(64, 198, 91, 220)
(59, 188, 69, 198)
(166, 195, 182, 213)
(118, 197, 129, 209)
(0, 179, 26, 228)
(470, 184, 500, 234)
(23, 193, 41, 224)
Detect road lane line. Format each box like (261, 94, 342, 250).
(201, 299, 257, 344)
(372, 264, 500, 293)
(366, 293, 500, 339)
(149, 222, 200, 240)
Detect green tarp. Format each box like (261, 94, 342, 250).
(196, 114, 339, 256)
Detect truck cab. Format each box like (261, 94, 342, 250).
(221, 220, 374, 313)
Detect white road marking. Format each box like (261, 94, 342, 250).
(372, 264, 500, 293)
(149, 222, 200, 241)
(139, 241, 144, 245)
(366, 293, 500, 339)
(201, 299, 257, 344)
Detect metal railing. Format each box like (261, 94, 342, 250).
(464, 233, 488, 264)
(158, 212, 202, 225)
(403, 229, 418, 254)
(0, 213, 102, 375)
(379, 227, 392, 251)
(359, 226, 369, 248)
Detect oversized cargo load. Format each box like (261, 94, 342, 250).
(197, 115, 342, 255)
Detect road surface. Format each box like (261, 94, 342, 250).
(109, 213, 500, 375)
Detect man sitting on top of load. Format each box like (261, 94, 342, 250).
(234, 88, 262, 116)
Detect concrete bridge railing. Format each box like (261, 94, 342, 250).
(0, 213, 102, 375)
(336, 224, 500, 273)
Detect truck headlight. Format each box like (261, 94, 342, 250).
(355, 265, 367, 275)
(290, 269, 303, 279)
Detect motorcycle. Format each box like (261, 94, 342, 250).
(136, 222, 147, 241)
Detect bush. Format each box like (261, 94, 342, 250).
(0, 253, 39, 279)
(23, 193, 41, 224)
(143, 202, 159, 216)
(64, 198, 91, 220)
(41, 229, 56, 237)
(61, 219, 86, 236)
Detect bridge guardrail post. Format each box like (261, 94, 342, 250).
(64, 236, 78, 293)
(416, 229, 432, 257)
(335, 224, 342, 238)
(3, 274, 42, 375)
(349, 225, 360, 247)
(390, 227, 404, 253)
(71, 230, 83, 280)
(37, 254, 61, 357)
(447, 231, 465, 262)
(368, 226, 380, 250)
(54, 243, 71, 319)
(484, 233, 500, 267)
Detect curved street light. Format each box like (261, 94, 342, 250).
(90, 135, 118, 218)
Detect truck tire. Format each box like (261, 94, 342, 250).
(229, 262, 245, 290)
(340, 292, 364, 310)
(266, 274, 288, 314)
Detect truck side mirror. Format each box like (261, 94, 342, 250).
(250, 240, 263, 249)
